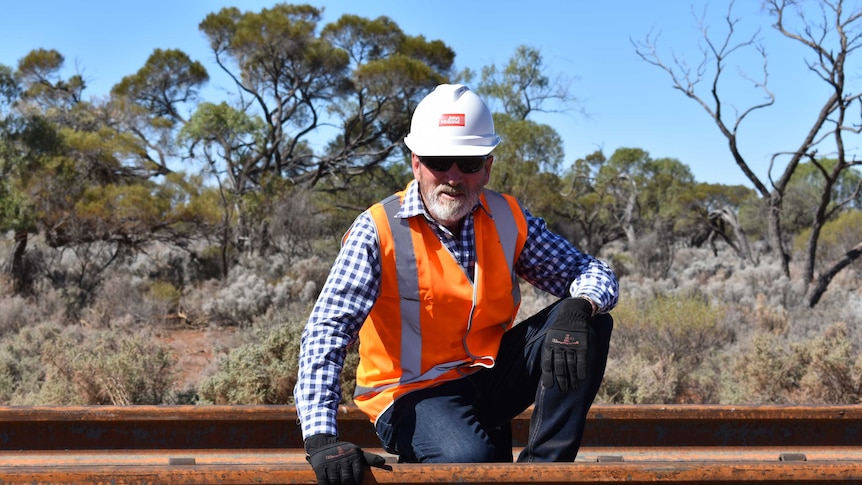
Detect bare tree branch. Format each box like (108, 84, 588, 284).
(636, 0, 862, 306)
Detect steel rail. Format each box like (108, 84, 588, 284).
(0, 405, 860, 484)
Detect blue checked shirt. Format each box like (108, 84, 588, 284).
(295, 181, 619, 439)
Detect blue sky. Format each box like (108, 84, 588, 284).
(0, 1, 844, 187)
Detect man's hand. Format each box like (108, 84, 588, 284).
(541, 297, 593, 393)
(305, 434, 389, 485)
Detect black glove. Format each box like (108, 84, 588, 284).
(541, 297, 592, 393)
(305, 433, 389, 485)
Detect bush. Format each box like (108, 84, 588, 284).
(726, 331, 805, 404)
(85, 274, 157, 327)
(601, 292, 734, 403)
(0, 323, 176, 405)
(0, 293, 41, 337)
(39, 328, 177, 405)
(797, 322, 862, 404)
(0, 322, 64, 404)
(146, 280, 183, 316)
(201, 268, 275, 326)
(598, 354, 679, 404)
(611, 293, 733, 364)
(197, 320, 303, 404)
(0, 274, 68, 337)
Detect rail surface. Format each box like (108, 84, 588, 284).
(0, 404, 860, 484)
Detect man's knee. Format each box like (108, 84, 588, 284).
(411, 420, 502, 463)
(422, 439, 498, 463)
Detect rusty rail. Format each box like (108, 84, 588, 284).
(0, 404, 860, 483)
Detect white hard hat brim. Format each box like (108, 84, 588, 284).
(404, 134, 501, 157)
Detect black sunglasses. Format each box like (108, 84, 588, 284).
(419, 156, 489, 174)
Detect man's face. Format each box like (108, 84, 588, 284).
(411, 153, 493, 229)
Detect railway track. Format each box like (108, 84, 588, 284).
(0, 404, 860, 484)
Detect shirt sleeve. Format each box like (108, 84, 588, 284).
(294, 212, 381, 439)
(515, 208, 619, 314)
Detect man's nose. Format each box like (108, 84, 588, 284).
(443, 164, 465, 181)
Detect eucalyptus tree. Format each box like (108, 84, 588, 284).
(486, 113, 565, 206)
(471, 45, 572, 202)
(782, 159, 862, 236)
(635, 0, 862, 306)
(182, 4, 454, 259)
(592, 148, 699, 276)
(111, 48, 209, 178)
(4, 49, 209, 304)
(0, 63, 41, 293)
(2, 51, 94, 295)
(554, 151, 627, 256)
(194, 4, 452, 188)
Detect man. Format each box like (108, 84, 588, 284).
(295, 84, 618, 485)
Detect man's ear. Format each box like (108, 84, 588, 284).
(411, 153, 422, 177)
(483, 155, 494, 184)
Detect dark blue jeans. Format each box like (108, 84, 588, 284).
(374, 299, 614, 463)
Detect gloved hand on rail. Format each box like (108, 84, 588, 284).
(541, 297, 593, 393)
(305, 433, 390, 485)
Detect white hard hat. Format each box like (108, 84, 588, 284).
(403, 84, 501, 157)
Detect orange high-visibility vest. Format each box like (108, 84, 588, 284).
(353, 183, 528, 423)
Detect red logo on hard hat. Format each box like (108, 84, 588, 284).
(439, 113, 465, 126)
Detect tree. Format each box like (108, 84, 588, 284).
(111, 48, 209, 177)
(686, 182, 758, 263)
(473, 45, 579, 123)
(554, 151, 627, 256)
(3, 50, 210, 304)
(466, 45, 576, 223)
(782, 159, 862, 236)
(594, 148, 699, 276)
(196, 4, 452, 188)
(486, 113, 564, 205)
(0, 63, 45, 293)
(179, 101, 265, 274)
(536, 142, 713, 275)
(635, 0, 862, 306)
(16, 48, 84, 115)
(186, 4, 454, 261)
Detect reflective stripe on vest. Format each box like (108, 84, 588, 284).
(483, 189, 521, 309)
(384, 194, 422, 382)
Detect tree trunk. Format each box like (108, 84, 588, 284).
(805, 241, 862, 307)
(767, 193, 791, 277)
(10, 230, 31, 295)
(709, 207, 756, 265)
(621, 176, 638, 246)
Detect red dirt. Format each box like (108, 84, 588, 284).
(158, 327, 240, 392)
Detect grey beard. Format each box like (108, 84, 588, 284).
(426, 188, 479, 224)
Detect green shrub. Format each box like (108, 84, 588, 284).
(39, 328, 176, 405)
(196, 317, 361, 405)
(726, 331, 805, 404)
(598, 354, 679, 404)
(612, 293, 733, 364)
(0, 322, 64, 404)
(0, 323, 176, 405)
(603, 292, 734, 403)
(725, 322, 862, 405)
(197, 322, 302, 404)
(797, 322, 862, 404)
(147, 281, 182, 313)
